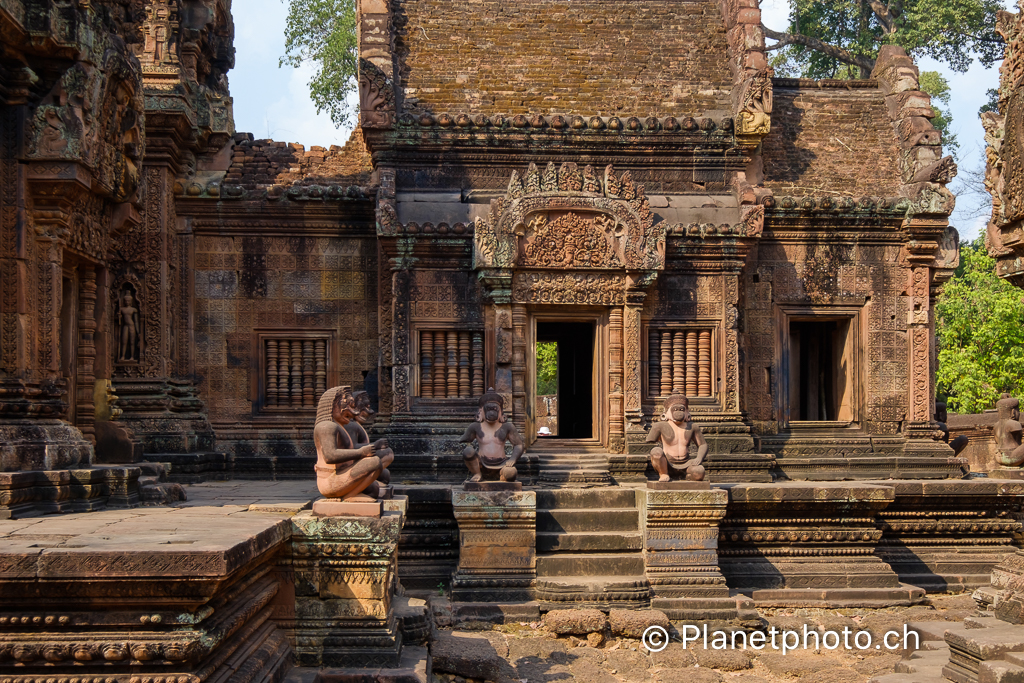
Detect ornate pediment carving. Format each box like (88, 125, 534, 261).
(474, 162, 666, 272)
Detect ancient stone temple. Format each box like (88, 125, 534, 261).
(2, 0, 1024, 680)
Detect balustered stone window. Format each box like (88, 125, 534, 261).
(417, 330, 484, 399)
(646, 327, 715, 398)
(258, 334, 331, 412)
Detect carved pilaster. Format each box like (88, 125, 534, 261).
(609, 306, 624, 453)
(75, 266, 97, 443)
(512, 303, 528, 436)
(391, 267, 411, 413)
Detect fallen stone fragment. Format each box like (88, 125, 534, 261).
(609, 609, 670, 638)
(543, 608, 608, 635)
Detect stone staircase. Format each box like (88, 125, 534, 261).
(532, 439, 612, 485)
(534, 488, 651, 609)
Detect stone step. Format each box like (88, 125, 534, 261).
(980, 658, 1024, 682)
(537, 552, 646, 577)
(537, 508, 639, 532)
(536, 575, 652, 610)
(538, 471, 613, 485)
(537, 531, 644, 553)
(537, 487, 637, 509)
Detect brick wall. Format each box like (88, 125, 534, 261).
(762, 83, 904, 197)
(394, 0, 733, 116)
(224, 129, 373, 190)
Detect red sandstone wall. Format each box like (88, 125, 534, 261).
(762, 83, 904, 197)
(192, 235, 379, 427)
(394, 0, 734, 116)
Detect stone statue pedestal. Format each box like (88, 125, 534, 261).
(464, 480, 523, 491)
(312, 496, 383, 518)
(646, 480, 710, 490)
(451, 489, 536, 602)
(990, 468, 1024, 480)
(642, 488, 757, 624)
(287, 505, 406, 667)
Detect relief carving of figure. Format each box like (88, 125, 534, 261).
(736, 69, 774, 136)
(646, 394, 707, 481)
(118, 289, 140, 362)
(995, 393, 1024, 468)
(460, 388, 524, 482)
(314, 386, 393, 499)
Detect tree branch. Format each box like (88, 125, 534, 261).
(869, 0, 897, 34)
(762, 24, 877, 72)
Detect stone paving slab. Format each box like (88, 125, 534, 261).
(0, 480, 319, 579)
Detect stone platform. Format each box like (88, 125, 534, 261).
(0, 480, 316, 681)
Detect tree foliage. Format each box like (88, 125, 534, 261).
(936, 238, 1024, 414)
(917, 71, 957, 154)
(536, 342, 558, 396)
(281, 0, 358, 129)
(764, 0, 1004, 79)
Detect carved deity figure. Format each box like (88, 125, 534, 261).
(344, 390, 393, 487)
(314, 386, 393, 499)
(935, 402, 969, 458)
(460, 389, 524, 482)
(736, 69, 774, 136)
(118, 290, 140, 361)
(646, 394, 707, 482)
(994, 394, 1024, 468)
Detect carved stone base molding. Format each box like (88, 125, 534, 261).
(875, 480, 1024, 593)
(760, 435, 966, 480)
(451, 489, 536, 603)
(284, 508, 406, 668)
(0, 419, 93, 472)
(0, 466, 140, 519)
(0, 511, 292, 682)
(114, 378, 218, 457)
(642, 488, 760, 625)
(719, 483, 925, 607)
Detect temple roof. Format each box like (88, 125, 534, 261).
(394, 0, 734, 117)
(762, 80, 905, 198)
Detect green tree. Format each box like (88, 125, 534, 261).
(536, 342, 558, 396)
(936, 238, 1024, 413)
(280, 0, 358, 128)
(918, 71, 958, 154)
(763, 0, 1004, 79)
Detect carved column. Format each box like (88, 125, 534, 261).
(76, 266, 98, 443)
(609, 306, 624, 453)
(511, 303, 528, 436)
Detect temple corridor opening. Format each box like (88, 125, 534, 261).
(536, 321, 595, 439)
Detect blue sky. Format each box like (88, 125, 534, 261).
(229, 0, 1008, 241)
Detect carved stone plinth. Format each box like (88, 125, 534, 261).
(0, 506, 292, 682)
(286, 509, 405, 667)
(719, 483, 925, 607)
(0, 419, 93, 472)
(0, 466, 140, 519)
(875, 480, 1024, 593)
(451, 489, 536, 602)
(643, 488, 756, 623)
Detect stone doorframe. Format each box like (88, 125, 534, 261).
(473, 163, 668, 453)
(524, 307, 608, 449)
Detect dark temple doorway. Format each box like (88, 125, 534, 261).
(536, 321, 594, 439)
